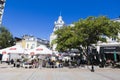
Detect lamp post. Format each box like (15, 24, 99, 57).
(91, 53, 94, 72)
(91, 63, 94, 72)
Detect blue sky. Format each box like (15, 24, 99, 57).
(2, 0, 120, 40)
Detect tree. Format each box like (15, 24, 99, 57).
(54, 16, 120, 53)
(0, 26, 15, 49)
(54, 25, 84, 52)
(74, 16, 120, 52)
(54, 26, 73, 52)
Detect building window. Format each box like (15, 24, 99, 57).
(31, 44, 35, 49)
(112, 38, 116, 41)
(27, 44, 29, 49)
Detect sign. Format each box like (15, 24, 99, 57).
(100, 46, 120, 54)
(30, 52, 34, 55)
(36, 48, 43, 51)
(9, 48, 16, 50)
(2, 51, 6, 54)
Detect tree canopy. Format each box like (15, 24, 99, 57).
(54, 16, 120, 52)
(0, 26, 15, 49)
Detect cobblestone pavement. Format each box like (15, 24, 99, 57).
(0, 63, 120, 80)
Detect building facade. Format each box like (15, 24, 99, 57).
(15, 35, 49, 50)
(0, 0, 6, 26)
(50, 16, 65, 53)
(96, 18, 120, 62)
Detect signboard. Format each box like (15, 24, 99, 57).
(100, 46, 120, 54)
(2, 51, 6, 54)
(36, 48, 43, 51)
(30, 52, 35, 55)
(9, 48, 16, 50)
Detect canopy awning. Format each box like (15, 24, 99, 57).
(29, 45, 52, 55)
(0, 45, 25, 54)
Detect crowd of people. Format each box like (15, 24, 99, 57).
(1, 53, 120, 69)
(7, 54, 87, 69)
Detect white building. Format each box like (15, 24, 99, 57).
(0, 0, 6, 26)
(15, 35, 49, 50)
(23, 35, 38, 50)
(50, 16, 65, 53)
(96, 18, 120, 61)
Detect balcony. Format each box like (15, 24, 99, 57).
(0, 0, 6, 4)
(0, 5, 4, 9)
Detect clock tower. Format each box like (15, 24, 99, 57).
(50, 15, 65, 53)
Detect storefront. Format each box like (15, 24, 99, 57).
(100, 46, 120, 62)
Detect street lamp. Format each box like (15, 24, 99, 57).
(90, 53, 94, 72)
(91, 63, 94, 72)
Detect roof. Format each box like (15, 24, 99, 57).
(14, 37, 22, 42)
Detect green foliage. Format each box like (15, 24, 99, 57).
(0, 26, 15, 49)
(54, 16, 120, 52)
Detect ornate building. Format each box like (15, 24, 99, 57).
(0, 0, 6, 26)
(50, 16, 65, 53)
(15, 35, 49, 50)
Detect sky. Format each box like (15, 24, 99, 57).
(2, 0, 120, 40)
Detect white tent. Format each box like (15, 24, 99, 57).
(0, 45, 25, 62)
(8, 45, 25, 54)
(0, 45, 25, 54)
(0, 48, 8, 54)
(29, 45, 52, 55)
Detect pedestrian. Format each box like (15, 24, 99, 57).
(77, 59, 80, 67)
(10, 59, 14, 64)
(38, 59, 43, 69)
(69, 60, 72, 68)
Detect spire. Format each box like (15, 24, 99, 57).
(57, 11, 64, 24)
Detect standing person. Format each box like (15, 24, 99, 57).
(69, 60, 72, 68)
(38, 59, 43, 69)
(77, 59, 80, 67)
(10, 59, 14, 64)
